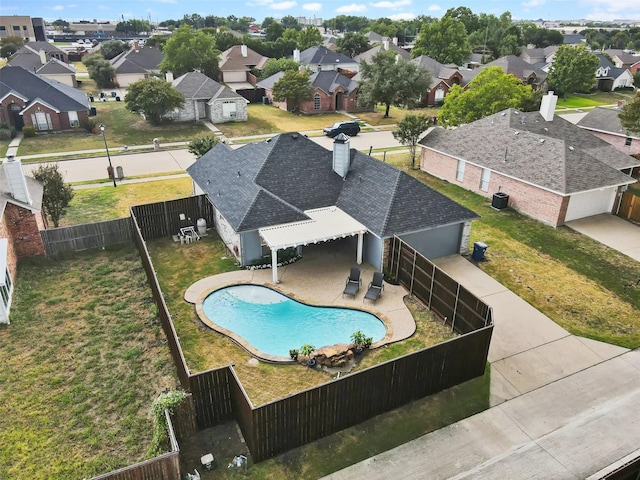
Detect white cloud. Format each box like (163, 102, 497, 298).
(370, 0, 411, 8)
(247, 0, 274, 6)
(336, 3, 367, 13)
(388, 12, 415, 20)
(270, 1, 297, 9)
(52, 5, 64, 10)
(427, 4, 441, 11)
(522, 0, 545, 7)
(303, 2, 322, 11)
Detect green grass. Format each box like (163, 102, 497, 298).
(0, 138, 9, 157)
(556, 91, 630, 109)
(0, 247, 178, 480)
(357, 105, 440, 125)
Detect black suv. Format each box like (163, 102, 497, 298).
(323, 121, 361, 138)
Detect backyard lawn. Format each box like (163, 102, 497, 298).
(555, 91, 632, 109)
(0, 246, 178, 480)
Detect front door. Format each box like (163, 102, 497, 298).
(9, 104, 23, 130)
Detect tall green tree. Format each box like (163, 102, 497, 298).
(412, 16, 471, 65)
(32, 164, 74, 228)
(124, 78, 185, 124)
(259, 58, 300, 78)
(272, 69, 313, 113)
(548, 45, 599, 100)
(159, 24, 220, 78)
(0, 36, 24, 57)
(297, 26, 322, 50)
(265, 22, 284, 41)
(439, 67, 534, 127)
(82, 52, 116, 88)
(619, 92, 640, 135)
(357, 49, 432, 117)
(336, 32, 370, 58)
(393, 114, 433, 169)
(99, 40, 129, 60)
(115, 19, 151, 34)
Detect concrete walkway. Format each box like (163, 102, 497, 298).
(567, 213, 640, 262)
(321, 255, 638, 479)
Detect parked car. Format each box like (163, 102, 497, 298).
(323, 121, 361, 138)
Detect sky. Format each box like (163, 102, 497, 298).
(1, 0, 639, 25)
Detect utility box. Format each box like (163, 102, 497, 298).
(492, 192, 509, 210)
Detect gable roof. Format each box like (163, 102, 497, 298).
(36, 58, 75, 75)
(0, 66, 89, 112)
(219, 45, 269, 72)
(18, 41, 66, 56)
(482, 55, 547, 86)
(595, 54, 630, 80)
(298, 46, 355, 66)
(576, 106, 640, 139)
(110, 46, 163, 74)
(521, 45, 558, 63)
(604, 49, 639, 67)
(309, 70, 357, 94)
(419, 109, 638, 195)
(7, 50, 44, 70)
(188, 133, 478, 236)
(354, 42, 410, 63)
(172, 71, 245, 101)
(412, 55, 461, 88)
(255, 70, 284, 90)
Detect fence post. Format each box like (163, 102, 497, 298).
(428, 263, 435, 309)
(409, 249, 417, 298)
(451, 283, 460, 332)
(394, 238, 401, 281)
(163, 201, 171, 237)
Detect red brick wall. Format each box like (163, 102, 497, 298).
(586, 131, 640, 156)
(0, 95, 27, 127)
(22, 104, 63, 131)
(0, 218, 19, 281)
(420, 148, 567, 226)
(3, 203, 46, 257)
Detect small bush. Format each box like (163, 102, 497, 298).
(0, 128, 12, 140)
(86, 117, 97, 133)
(22, 126, 37, 137)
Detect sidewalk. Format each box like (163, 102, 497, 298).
(322, 255, 639, 479)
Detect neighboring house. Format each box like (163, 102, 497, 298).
(412, 55, 463, 106)
(354, 39, 410, 64)
(218, 44, 270, 87)
(366, 31, 385, 44)
(322, 35, 338, 51)
(294, 46, 359, 75)
(562, 33, 587, 45)
(109, 43, 163, 87)
(169, 71, 248, 123)
(521, 45, 558, 65)
(257, 69, 361, 113)
(461, 53, 485, 70)
(7, 50, 77, 87)
(481, 55, 549, 91)
(595, 54, 634, 91)
(0, 65, 91, 132)
(576, 107, 640, 158)
(12, 42, 68, 63)
(0, 156, 46, 324)
(187, 132, 478, 280)
(604, 49, 640, 70)
(419, 92, 639, 227)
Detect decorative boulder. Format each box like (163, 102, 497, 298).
(314, 344, 355, 368)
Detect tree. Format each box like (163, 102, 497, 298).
(259, 57, 300, 78)
(82, 52, 116, 88)
(265, 22, 284, 42)
(124, 78, 185, 124)
(272, 69, 313, 113)
(438, 67, 535, 127)
(548, 45, 599, 100)
(0, 36, 25, 57)
(633, 71, 640, 89)
(32, 164, 74, 228)
(393, 114, 433, 169)
(99, 40, 129, 60)
(188, 134, 219, 158)
(336, 32, 370, 58)
(412, 16, 471, 65)
(115, 19, 151, 34)
(357, 49, 432, 117)
(619, 92, 640, 135)
(159, 24, 220, 78)
(297, 26, 322, 50)
(280, 15, 301, 31)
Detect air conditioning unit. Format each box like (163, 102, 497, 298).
(491, 192, 509, 210)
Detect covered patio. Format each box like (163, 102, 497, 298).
(184, 240, 416, 359)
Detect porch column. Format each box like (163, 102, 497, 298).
(271, 247, 279, 283)
(356, 232, 363, 265)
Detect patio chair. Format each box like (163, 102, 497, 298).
(342, 267, 361, 298)
(364, 272, 384, 303)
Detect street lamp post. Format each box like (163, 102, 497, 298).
(99, 124, 117, 188)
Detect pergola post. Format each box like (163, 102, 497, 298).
(356, 232, 363, 264)
(271, 247, 279, 283)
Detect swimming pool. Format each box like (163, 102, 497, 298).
(201, 284, 387, 359)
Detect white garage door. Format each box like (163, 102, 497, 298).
(565, 188, 617, 222)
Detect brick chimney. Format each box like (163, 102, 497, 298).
(332, 134, 351, 179)
(539, 91, 558, 122)
(3, 156, 32, 206)
(133, 40, 139, 52)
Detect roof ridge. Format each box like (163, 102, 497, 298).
(379, 167, 403, 236)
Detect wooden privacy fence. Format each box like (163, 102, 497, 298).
(40, 217, 133, 256)
(131, 195, 215, 240)
(618, 191, 640, 224)
(89, 410, 181, 480)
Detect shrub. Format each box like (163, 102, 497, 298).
(0, 128, 11, 140)
(86, 117, 97, 133)
(22, 126, 37, 137)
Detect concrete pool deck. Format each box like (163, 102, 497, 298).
(184, 245, 416, 359)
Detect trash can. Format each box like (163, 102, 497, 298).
(196, 218, 207, 236)
(472, 241, 488, 261)
(116, 166, 124, 180)
(107, 166, 114, 179)
(492, 192, 509, 210)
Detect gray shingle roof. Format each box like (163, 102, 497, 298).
(595, 54, 629, 80)
(309, 70, 357, 94)
(110, 46, 163, 74)
(482, 55, 547, 86)
(577, 106, 639, 139)
(0, 66, 89, 112)
(172, 71, 244, 101)
(37, 58, 75, 75)
(256, 71, 284, 90)
(419, 109, 638, 195)
(354, 43, 410, 63)
(7, 51, 43, 70)
(219, 45, 270, 72)
(298, 46, 354, 66)
(412, 55, 461, 88)
(188, 133, 478, 236)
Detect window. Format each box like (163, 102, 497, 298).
(625, 137, 632, 146)
(480, 168, 491, 191)
(222, 101, 237, 118)
(68, 111, 79, 127)
(12, 26, 20, 32)
(456, 160, 465, 181)
(0, 26, 6, 32)
(314, 93, 321, 110)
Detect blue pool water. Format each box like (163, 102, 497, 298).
(201, 285, 386, 358)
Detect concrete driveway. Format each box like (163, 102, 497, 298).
(566, 214, 640, 261)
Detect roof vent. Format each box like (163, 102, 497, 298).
(237, 171, 241, 177)
(291, 133, 299, 139)
(501, 112, 507, 116)
(514, 131, 520, 135)
(568, 146, 574, 151)
(514, 110, 520, 115)
(539, 139, 545, 144)
(543, 127, 548, 132)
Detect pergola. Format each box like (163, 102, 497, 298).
(258, 206, 368, 283)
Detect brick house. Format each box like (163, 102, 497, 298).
(419, 92, 639, 226)
(0, 65, 90, 132)
(576, 107, 640, 159)
(412, 55, 464, 106)
(0, 156, 46, 324)
(110, 43, 163, 87)
(257, 69, 362, 114)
